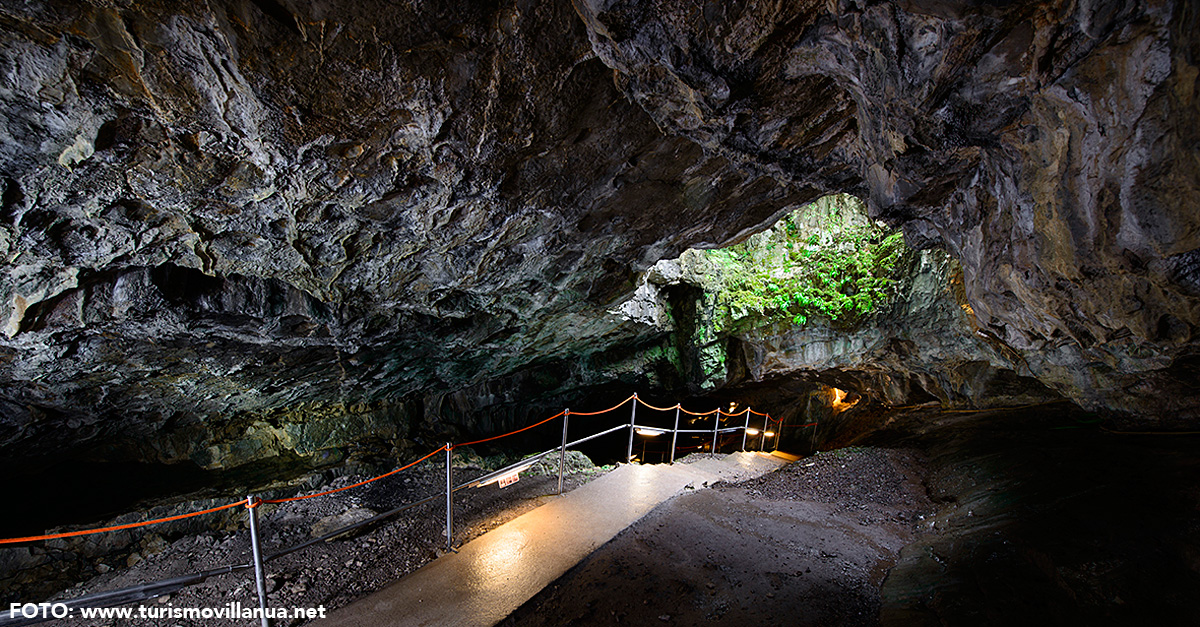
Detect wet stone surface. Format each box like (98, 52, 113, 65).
(500, 448, 934, 626)
(31, 455, 607, 627)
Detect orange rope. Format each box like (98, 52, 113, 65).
(0, 500, 246, 545)
(0, 392, 786, 546)
(635, 398, 681, 412)
(454, 411, 565, 448)
(748, 409, 768, 417)
(570, 394, 636, 416)
(264, 446, 446, 504)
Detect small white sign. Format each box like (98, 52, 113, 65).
(497, 471, 520, 488)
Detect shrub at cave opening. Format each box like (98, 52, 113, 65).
(701, 196, 905, 331)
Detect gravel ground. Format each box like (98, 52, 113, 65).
(36, 451, 607, 627)
(733, 447, 933, 525)
(499, 447, 935, 627)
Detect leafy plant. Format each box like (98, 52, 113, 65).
(696, 199, 906, 331)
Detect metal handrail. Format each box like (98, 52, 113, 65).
(564, 424, 629, 448)
(459, 449, 557, 489)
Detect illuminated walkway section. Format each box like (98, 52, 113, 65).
(318, 452, 793, 627)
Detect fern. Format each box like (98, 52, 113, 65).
(698, 197, 906, 331)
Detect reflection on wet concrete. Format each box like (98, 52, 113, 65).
(318, 453, 787, 626)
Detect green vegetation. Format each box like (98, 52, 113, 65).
(696, 197, 906, 331)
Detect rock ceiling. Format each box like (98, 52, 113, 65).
(0, 0, 1196, 468)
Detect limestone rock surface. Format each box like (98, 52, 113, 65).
(0, 0, 804, 470)
(0, 0, 1197, 480)
(576, 0, 1200, 423)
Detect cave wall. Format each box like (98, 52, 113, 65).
(0, 0, 809, 469)
(0, 0, 1197, 474)
(574, 0, 1200, 422)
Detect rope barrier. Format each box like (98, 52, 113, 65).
(0, 391, 773, 546)
(748, 409, 769, 417)
(0, 500, 246, 545)
(263, 446, 446, 504)
(635, 398, 681, 412)
(569, 394, 636, 416)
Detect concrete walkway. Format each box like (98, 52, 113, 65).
(317, 452, 792, 627)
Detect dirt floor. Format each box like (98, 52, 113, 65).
(498, 447, 934, 627)
(21, 452, 607, 627)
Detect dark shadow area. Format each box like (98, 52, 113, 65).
(0, 450, 342, 539)
(864, 406, 1200, 626)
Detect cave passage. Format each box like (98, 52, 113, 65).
(1, 0, 1198, 624)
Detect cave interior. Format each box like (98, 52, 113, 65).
(0, 0, 1198, 624)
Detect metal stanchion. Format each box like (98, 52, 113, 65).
(669, 405, 680, 464)
(742, 412, 750, 451)
(711, 410, 721, 454)
(626, 393, 638, 463)
(246, 496, 270, 627)
(558, 409, 569, 495)
(444, 443, 453, 552)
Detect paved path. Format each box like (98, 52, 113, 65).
(317, 452, 793, 627)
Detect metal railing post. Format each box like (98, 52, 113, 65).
(669, 405, 680, 464)
(626, 394, 638, 463)
(711, 410, 721, 454)
(558, 409, 569, 495)
(742, 412, 750, 451)
(246, 495, 270, 627)
(444, 443, 453, 552)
